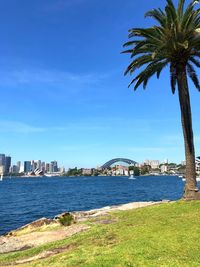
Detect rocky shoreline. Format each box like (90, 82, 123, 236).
(0, 200, 170, 255)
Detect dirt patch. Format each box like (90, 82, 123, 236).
(0, 244, 76, 266)
(15, 244, 76, 265)
(93, 218, 118, 225)
(0, 224, 90, 254)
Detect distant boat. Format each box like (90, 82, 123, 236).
(129, 174, 136, 180)
(0, 174, 3, 181)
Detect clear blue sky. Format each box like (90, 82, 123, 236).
(0, 0, 200, 168)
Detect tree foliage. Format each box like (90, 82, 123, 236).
(123, 0, 200, 93)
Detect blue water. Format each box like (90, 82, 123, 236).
(0, 175, 184, 235)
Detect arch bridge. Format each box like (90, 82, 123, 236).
(101, 158, 137, 169)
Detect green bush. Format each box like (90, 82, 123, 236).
(58, 213, 74, 226)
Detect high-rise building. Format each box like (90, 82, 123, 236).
(50, 161, 58, 172)
(31, 160, 37, 171)
(24, 161, 32, 173)
(0, 154, 5, 166)
(0, 165, 5, 175)
(5, 156, 11, 173)
(41, 162, 45, 172)
(45, 163, 50, 173)
(35, 160, 41, 169)
(11, 165, 19, 173)
(17, 161, 21, 170)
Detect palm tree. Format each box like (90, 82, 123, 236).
(123, 0, 200, 200)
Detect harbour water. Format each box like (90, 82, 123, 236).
(0, 175, 186, 235)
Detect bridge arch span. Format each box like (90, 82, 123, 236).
(101, 158, 137, 169)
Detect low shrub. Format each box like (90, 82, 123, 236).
(58, 213, 74, 226)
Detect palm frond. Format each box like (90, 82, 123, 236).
(124, 54, 153, 75)
(128, 60, 168, 90)
(170, 64, 177, 94)
(122, 0, 200, 95)
(145, 9, 166, 27)
(189, 57, 200, 67)
(177, 0, 185, 19)
(187, 62, 200, 90)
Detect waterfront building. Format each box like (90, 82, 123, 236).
(196, 157, 200, 175)
(31, 160, 37, 172)
(82, 168, 92, 175)
(163, 159, 168, 164)
(59, 166, 65, 173)
(50, 161, 58, 173)
(144, 159, 150, 166)
(161, 164, 168, 173)
(150, 160, 160, 169)
(41, 162, 45, 172)
(24, 161, 32, 173)
(144, 160, 160, 169)
(181, 160, 186, 166)
(11, 165, 19, 173)
(115, 165, 129, 176)
(124, 170, 129, 176)
(45, 163, 50, 173)
(17, 161, 21, 170)
(5, 156, 11, 173)
(35, 160, 42, 169)
(19, 163, 24, 173)
(0, 165, 5, 175)
(0, 154, 5, 166)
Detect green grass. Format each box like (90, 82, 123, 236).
(1, 201, 200, 266)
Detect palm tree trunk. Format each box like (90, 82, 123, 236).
(177, 64, 200, 200)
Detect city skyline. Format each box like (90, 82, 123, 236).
(0, 152, 188, 171)
(0, 151, 192, 177)
(0, 0, 200, 166)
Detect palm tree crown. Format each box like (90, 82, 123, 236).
(123, 0, 200, 93)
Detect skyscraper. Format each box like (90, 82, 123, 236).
(24, 161, 32, 173)
(51, 161, 58, 172)
(5, 156, 11, 173)
(0, 154, 5, 166)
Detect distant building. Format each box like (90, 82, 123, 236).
(181, 160, 186, 166)
(50, 161, 58, 172)
(82, 168, 92, 175)
(17, 161, 21, 170)
(5, 156, 11, 173)
(163, 159, 168, 164)
(41, 162, 45, 172)
(161, 164, 168, 173)
(150, 160, 160, 169)
(0, 154, 5, 166)
(59, 166, 65, 173)
(196, 157, 200, 174)
(144, 159, 160, 169)
(0, 165, 5, 175)
(45, 163, 50, 173)
(24, 161, 32, 173)
(115, 165, 129, 176)
(31, 160, 37, 172)
(35, 160, 42, 169)
(11, 165, 19, 173)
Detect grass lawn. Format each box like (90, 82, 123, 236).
(1, 201, 200, 266)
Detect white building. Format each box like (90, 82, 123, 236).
(161, 164, 168, 173)
(0, 165, 5, 175)
(144, 159, 160, 169)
